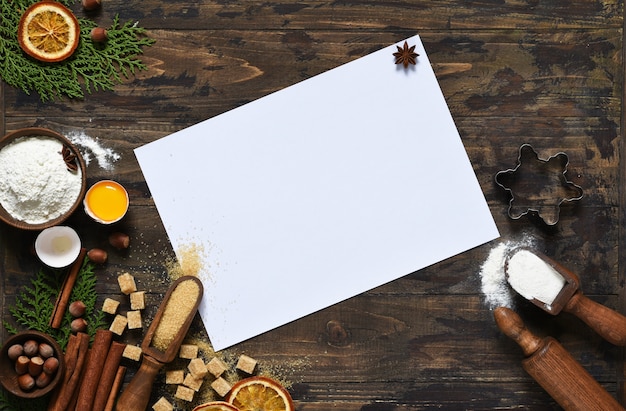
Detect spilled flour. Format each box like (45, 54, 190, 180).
(66, 130, 121, 171)
(479, 235, 536, 310)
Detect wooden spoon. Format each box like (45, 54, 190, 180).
(116, 276, 203, 411)
(505, 247, 626, 346)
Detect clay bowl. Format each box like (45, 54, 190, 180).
(0, 330, 66, 399)
(0, 128, 87, 230)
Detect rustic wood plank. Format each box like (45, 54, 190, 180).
(1, 0, 624, 409)
(85, 0, 623, 31)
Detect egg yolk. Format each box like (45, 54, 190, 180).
(85, 181, 128, 222)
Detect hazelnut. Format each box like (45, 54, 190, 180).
(35, 372, 52, 388)
(43, 357, 59, 375)
(7, 344, 23, 361)
(69, 300, 87, 318)
(28, 356, 44, 377)
(71, 318, 88, 334)
(87, 248, 108, 264)
(109, 232, 130, 249)
(17, 373, 35, 391)
(38, 343, 54, 359)
(82, 0, 101, 10)
(14, 356, 30, 375)
(90, 27, 108, 43)
(22, 340, 39, 357)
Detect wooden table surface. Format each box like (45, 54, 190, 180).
(1, 0, 624, 410)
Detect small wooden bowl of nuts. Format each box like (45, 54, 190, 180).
(0, 331, 66, 398)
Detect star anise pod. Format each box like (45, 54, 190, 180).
(393, 41, 419, 68)
(60, 144, 78, 172)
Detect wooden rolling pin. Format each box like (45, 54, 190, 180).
(494, 307, 624, 411)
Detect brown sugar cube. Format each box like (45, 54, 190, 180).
(183, 373, 204, 391)
(165, 370, 184, 385)
(127, 310, 142, 329)
(102, 298, 120, 315)
(109, 314, 128, 335)
(187, 357, 208, 379)
(207, 356, 228, 378)
(152, 397, 174, 411)
(179, 344, 199, 359)
(236, 354, 258, 374)
(174, 385, 195, 402)
(211, 377, 232, 397)
(117, 272, 137, 295)
(122, 345, 142, 361)
(130, 291, 146, 310)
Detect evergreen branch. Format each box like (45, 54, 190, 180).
(5, 258, 103, 350)
(0, 0, 154, 101)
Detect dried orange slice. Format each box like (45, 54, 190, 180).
(18, 1, 80, 63)
(193, 401, 240, 411)
(226, 376, 294, 411)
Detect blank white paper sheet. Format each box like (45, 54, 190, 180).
(135, 35, 499, 351)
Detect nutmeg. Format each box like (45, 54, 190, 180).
(17, 373, 35, 391)
(87, 248, 108, 264)
(109, 232, 130, 249)
(90, 27, 108, 43)
(71, 318, 88, 334)
(69, 300, 87, 318)
(82, 0, 101, 10)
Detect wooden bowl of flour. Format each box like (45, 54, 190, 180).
(0, 128, 87, 230)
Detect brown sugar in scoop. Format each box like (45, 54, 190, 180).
(116, 276, 203, 411)
(146, 277, 202, 360)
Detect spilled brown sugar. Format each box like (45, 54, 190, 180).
(164, 243, 205, 280)
(151, 279, 201, 352)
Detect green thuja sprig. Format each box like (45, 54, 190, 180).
(0, 0, 155, 101)
(4, 257, 106, 349)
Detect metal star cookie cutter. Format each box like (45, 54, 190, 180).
(495, 144, 583, 225)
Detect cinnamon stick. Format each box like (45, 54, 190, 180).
(47, 334, 77, 410)
(47, 332, 90, 411)
(49, 247, 87, 329)
(104, 366, 126, 411)
(75, 329, 113, 410)
(92, 341, 126, 411)
(68, 344, 92, 411)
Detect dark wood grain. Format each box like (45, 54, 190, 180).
(1, 0, 625, 409)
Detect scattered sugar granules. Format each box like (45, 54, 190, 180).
(165, 242, 207, 280)
(66, 130, 120, 171)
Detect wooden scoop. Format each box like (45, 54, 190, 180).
(505, 248, 626, 346)
(116, 276, 203, 411)
(494, 306, 624, 411)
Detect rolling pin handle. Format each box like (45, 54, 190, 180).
(115, 355, 163, 411)
(494, 306, 542, 356)
(563, 291, 626, 346)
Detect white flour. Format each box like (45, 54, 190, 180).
(479, 235, 536, 309)
(66, 130, 120, 171)
(479, 242, 514, 309)
(0, 136, 83, 224)
(506, 249, 565, 306)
